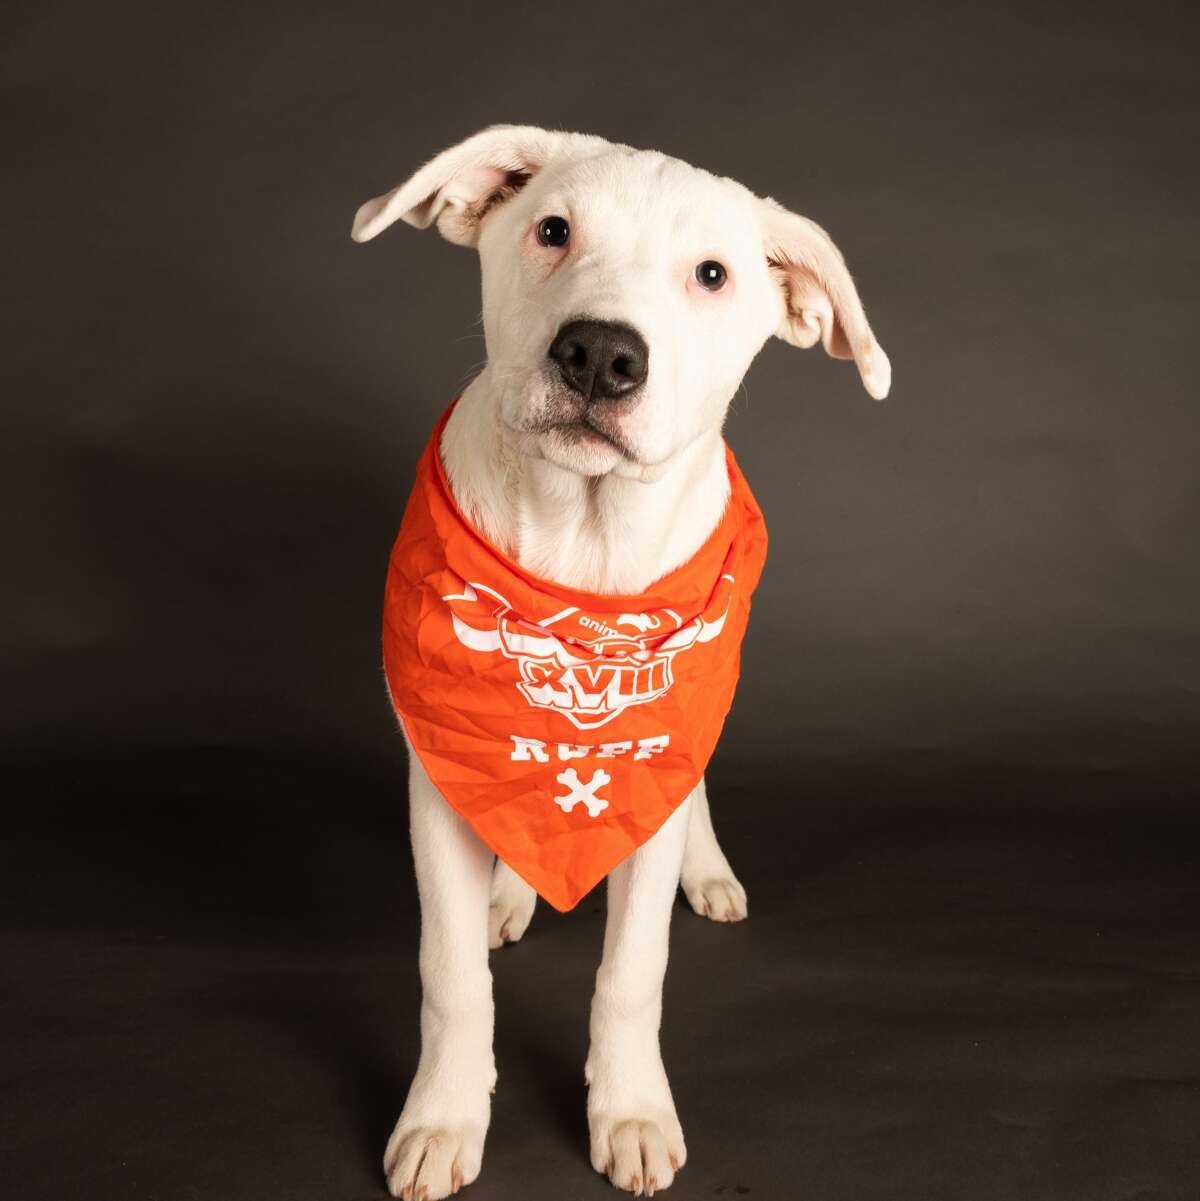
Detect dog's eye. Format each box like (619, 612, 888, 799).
(695, 260, 727, 291)
(536, 216, 570, 248)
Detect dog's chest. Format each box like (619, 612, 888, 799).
(512, 514, 649, 595)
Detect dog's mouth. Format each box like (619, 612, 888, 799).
(523, 399, 641, 464)
(498, 372, 650, 472)
(548, 416, 632, 456)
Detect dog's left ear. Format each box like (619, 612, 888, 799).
(351, 124, 580, 247)
(758, 198, 891, 400)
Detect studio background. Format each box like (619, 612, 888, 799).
(4, 3, 1198, 1200)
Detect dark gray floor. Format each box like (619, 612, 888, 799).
(4, 752, 1198, 1201)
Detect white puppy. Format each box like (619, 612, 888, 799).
(352, 125, 889, 1199)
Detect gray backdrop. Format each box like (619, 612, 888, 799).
(4, 3, 1199, 1200)
(7, 0, 1198, 785)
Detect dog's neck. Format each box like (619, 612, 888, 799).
(439, 374, 731, 595)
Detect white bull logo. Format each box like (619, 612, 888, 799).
(442, 580, 732, 730)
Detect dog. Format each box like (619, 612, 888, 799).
(352, 125, 889, 1199)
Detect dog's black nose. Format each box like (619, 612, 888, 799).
(548, 319, 649, 401)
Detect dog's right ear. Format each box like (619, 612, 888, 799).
(351, 125, 574, 247)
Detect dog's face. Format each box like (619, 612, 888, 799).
(474, 151, 783, 477)
(354, 126, 890, 479)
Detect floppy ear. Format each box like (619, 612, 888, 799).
(351, 124, 575, 247)
(759, 198, 891, 400)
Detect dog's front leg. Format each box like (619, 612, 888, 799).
(384, 753, 495, 1200)
(586, 794, 692, 1194)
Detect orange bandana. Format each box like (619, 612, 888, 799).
(382, 405, 767, 911)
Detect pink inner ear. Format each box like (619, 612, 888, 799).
(445, 163, 535, 218)
(445, 163, 511, 208)
(425, 163, 536, 245)
(396, 163, 503, 229)
(785, 270, 851, 358)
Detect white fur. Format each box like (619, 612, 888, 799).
(354, 125, 888, 1198)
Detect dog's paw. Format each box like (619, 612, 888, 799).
(681, 873, 748, 923)
(383, 1123, 485, 1200)
(488, 866, 537, 949)
(590, 1116, 686, 1195)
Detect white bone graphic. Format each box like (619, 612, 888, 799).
(553, 767, 611, 817)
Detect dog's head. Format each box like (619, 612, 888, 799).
(353, 125, 889, 479)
